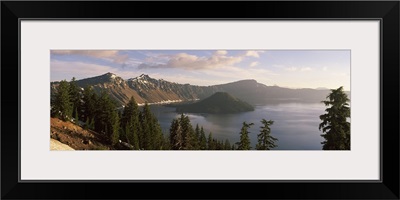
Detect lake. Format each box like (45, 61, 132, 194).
(149, 103, 326, 150)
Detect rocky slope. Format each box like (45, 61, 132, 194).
(50, 139, 75, 150)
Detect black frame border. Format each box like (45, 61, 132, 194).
(2, 1, 399, 199)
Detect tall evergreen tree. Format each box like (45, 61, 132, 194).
(319, 86, 351, 150)
(122, 97, 141, 147)
(193, 124, 201, 149)
(162, 134, 171, 150)
(207, 132, 215, 150)
(195, 124, 200, 137)
(52, 80, 73, 121)
(152, 117, 164, 150)
(139, 103, 152, 149)
(82, 86, 97, 123)
(139, 102, 163, 150)
(94, 91, 116, 137)
(238, 122, 254, 150)
(199, 127, 207, 150)
(169, 119, 183, 150)
(69, 77, 82, 120)
(256, 119, 278, 150)
(125, 121, 139, 149)
(180, 114, 194, 150)
(110, 110, 120, 145)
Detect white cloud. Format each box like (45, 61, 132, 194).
(214, 50, 228, 56)
(250, 61, 259, 67)
(138, 52, 243, 70)
(51, 50, 129, 64)
(322, 66, 328, 71)
(138, 50, 268, 70)
(244, 50, 264, 58)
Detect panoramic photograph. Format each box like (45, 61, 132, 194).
(50, 50, 350, 151)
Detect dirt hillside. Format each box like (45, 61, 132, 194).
(50, 118, 112, 150)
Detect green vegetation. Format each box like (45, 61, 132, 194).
(256, 119, 278, 150)
(51, 79, 166, 150)
(176, 92, 254, 114)
(51, 80, 73, 121)
(319, 86, 351, 150)
(237, 122, 254, 150)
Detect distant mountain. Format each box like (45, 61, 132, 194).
(51, 72, 350, 106)
(176, 92, 254, 114)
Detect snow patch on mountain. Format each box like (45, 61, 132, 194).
(137, 99, 183, 106)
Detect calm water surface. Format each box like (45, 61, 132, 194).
(149, 103, 325, 150)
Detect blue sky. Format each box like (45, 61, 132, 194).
(51, 50, 350, 90)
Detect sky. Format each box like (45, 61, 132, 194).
(50, 50, 350, 90)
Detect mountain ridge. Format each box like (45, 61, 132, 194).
(51, 73, 350, 106)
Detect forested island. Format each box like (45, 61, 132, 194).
(176, 92, 254, 114)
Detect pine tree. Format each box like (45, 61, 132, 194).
(195, 124, 200, 139)
(110, 110, 120, 145)
(140, 103, 150, 149)
(52, 80, 73, 121)
(162, 134, 171, 150)
(139, 102, 163, 150)
(180, 114, 194, 150)
(122, 97, 141, 147)
(69, 77, 82, 120)
(82, 86, 97, 123)
(192, 124, 200, 150)
(94, 91, 117, 139)
(207, 132, 214, 150)
(123, 122, 129, 143)
(199, 127, 207, 150)
(140, 103, 155, 149)
(126, 121, 140, 149)
(152, 117, 164, 150)
(256, 119, 278, 150)
(238, 122, 254, 150)
(319, 86, 351, 150)
(169, 119, 183, 150)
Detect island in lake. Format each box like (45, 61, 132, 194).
(176, 92, 254, 114)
